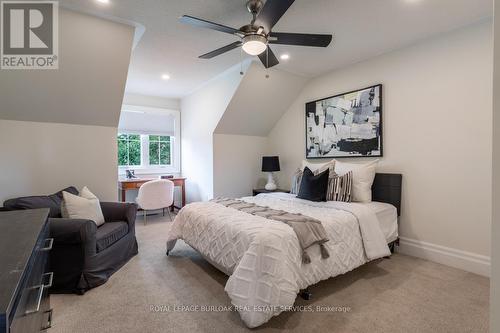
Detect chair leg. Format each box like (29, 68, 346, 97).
(143, 210, 147, 226)
(163, 208, 165, 216)
(167, 209, 173, 222)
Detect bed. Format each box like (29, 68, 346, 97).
(166, 173, 402, 328)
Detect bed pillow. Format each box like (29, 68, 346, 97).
(296, 167, 330, 202)
(61, 187, 105, 226)
(292, 166, 352, 202)
(301, 160, 335, 177)
(290, 168, 303, 195)
(292, 161, 333, 195)
(334, 160, 378, 203)
(326, 171, 353, 202)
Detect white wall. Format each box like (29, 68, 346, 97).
(213, 134, 268, 198)
(0, 120, 118, 202)
(267, 22, 493, 274)
(491, 1, 500, 330)
(182, 60, 308, 201)
(0, 9, 134, 204)
(181, 64, 247, 202)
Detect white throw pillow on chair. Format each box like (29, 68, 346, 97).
(61, 187, 105, 226)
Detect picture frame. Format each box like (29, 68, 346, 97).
(305, 84, 383, 159)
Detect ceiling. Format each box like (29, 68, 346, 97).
(215, 62, 307, 136)
(60, 0, 493, 99)
(0, 9, 134, 127)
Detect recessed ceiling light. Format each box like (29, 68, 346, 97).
(161, 74, 171, 80)
(96, 0, 110, 4)
(280, 54, 290, 60)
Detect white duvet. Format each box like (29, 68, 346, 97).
(166, 193, 391, 328)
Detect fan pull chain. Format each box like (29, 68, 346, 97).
(240, 47, 244, 76)
(265, 46, 270, 79)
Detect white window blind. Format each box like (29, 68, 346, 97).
(119, 108, 176, 136)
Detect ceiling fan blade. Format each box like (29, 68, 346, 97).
(258, 47, 279, 68)
(199, 41, 242, 59)
(269, 32, 333, 47)
(180, 15, 240, 35)
(254, 0, 295, 33)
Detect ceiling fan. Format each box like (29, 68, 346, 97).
(180, 0, 333, 69)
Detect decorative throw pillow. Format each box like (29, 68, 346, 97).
(292, 164, 352, 202)
(290, 168, 303, 195)
(326, 171, 353, 202)
(296, 167, 330, 202)
(61, 187, 105, 226)
(301, 160, 335, 177)
(334, 160, 378, 203)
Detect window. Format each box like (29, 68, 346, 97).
(118, 105, 180, 174)
(118, 134, 141, 166)
(149, 135, 171, 166)
(117, 134, 173, 168)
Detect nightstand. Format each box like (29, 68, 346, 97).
(252, 189, 290, 196)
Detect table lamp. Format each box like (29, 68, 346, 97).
(262, 156, 280, 191)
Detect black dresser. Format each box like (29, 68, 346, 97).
(0, 209, 53, 333)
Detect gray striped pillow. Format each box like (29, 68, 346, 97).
(290, 168, 303, 194)
(326, 171, 353, 202)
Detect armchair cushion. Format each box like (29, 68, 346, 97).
(4, 186, 79, 218)
(96, 222, 129, 253)
(100, 202, 138, 229)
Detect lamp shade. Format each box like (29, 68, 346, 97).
(262, 156, 280, 172)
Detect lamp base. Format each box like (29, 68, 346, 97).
(265, 172, 277, 191)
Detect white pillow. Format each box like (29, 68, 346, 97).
(334, 160, 378, 203)
(62, 187, 105, 226)
(301, 160, 336, 177)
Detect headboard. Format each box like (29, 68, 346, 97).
(371, 173, 403, 216)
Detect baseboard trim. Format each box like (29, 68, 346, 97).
(396, 237, 490, 277)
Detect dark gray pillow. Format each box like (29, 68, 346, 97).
(3, 186, 79, 218)
(296, 167, 330, 202)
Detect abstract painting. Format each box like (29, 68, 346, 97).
(305, 84, 383, 158)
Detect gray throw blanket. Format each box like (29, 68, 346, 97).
(211, 198, 330, 264)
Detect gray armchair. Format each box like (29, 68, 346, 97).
(3, 187, 138, 294)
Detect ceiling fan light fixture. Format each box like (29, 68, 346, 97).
(242, 35, 267, 56)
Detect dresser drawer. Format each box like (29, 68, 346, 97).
(10, 226, 52, 333)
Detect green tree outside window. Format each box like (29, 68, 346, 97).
(149, 135, 171, 165)
(118, 134, 141, 166)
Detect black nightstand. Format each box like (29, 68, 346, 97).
(252, 189, 290, 196)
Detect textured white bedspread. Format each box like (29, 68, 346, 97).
(166, 193, 390, 328)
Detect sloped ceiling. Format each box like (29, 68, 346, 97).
(214, 61, 308, 136)
(0, 9, 134, 127)
(59, 0, 492, 98)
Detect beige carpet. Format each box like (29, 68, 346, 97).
(50, 214, 489, 333)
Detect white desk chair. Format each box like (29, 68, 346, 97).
(136, 179, 174, 225)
